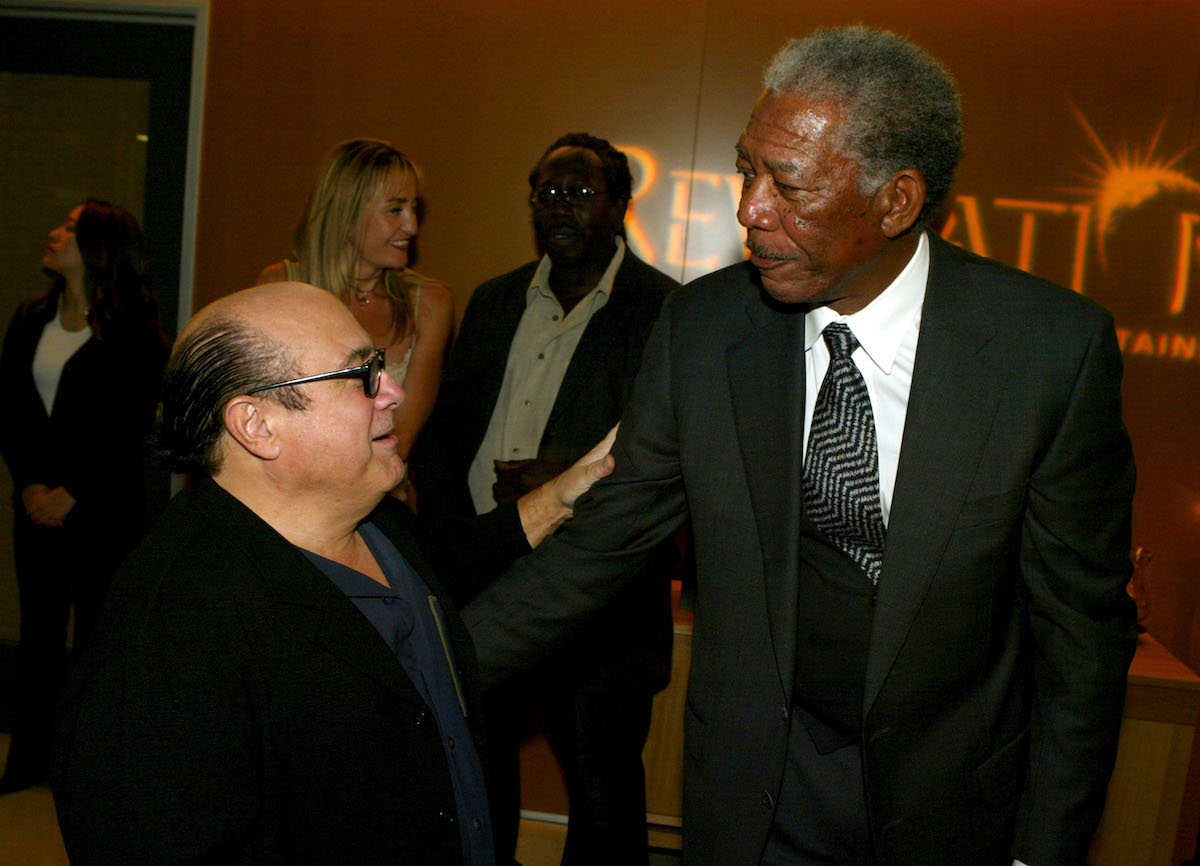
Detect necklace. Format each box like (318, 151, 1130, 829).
(354, 286, 372, 306)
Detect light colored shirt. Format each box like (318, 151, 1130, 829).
(468, 237, 626, 514)
(32, 308, 91, 415)
(802, 230, 930, 527)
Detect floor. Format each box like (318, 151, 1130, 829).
(0, 735, 68, 866)
(0, 733, 680, 865)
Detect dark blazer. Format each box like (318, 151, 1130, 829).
(415, 249, 680, 689)
(0, 289, 166, 528)
(52, 477, 492, 865)
(463, 235, 1138, 866)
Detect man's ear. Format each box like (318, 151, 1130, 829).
(223, 396, 282, 461)
(610, 199, 630, 236)
(876, 168, 927, 238)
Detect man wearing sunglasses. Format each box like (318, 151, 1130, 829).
(414, 132, 681, 866)
(51, 281, 614, 865)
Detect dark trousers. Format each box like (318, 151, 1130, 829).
(5, 510, 126, 783)
(487, 663, 655, 866)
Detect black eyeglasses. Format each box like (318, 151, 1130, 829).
(247, 348, 386, 398)
(529, 185, 606, 208)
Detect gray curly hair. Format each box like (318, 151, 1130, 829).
(763, 26, 963, 227)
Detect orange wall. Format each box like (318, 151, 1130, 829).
(195, 0, 1200, 669)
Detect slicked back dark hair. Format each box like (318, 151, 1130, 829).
(155, 317, 309, 476)
(528, 132, 633, 225)
(763, 26, 963, 227)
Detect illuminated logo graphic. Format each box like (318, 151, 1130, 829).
(617, 112, 1200, 362)
(1069, 105, 1200, 267)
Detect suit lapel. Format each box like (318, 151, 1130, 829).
(474, 279, 530, 433)
(546, 293, 624, 427)
(863, 238, 1003, 718)
(727, 285, 806, 701)
(543, 253, 642, 429)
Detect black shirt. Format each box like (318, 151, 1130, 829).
(302, 521, 494, 866)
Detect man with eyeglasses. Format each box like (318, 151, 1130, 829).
(413, 132, 681, 865)
(51, 281, 614, 865)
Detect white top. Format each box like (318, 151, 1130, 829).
(386, 280, 421, 386)
(802, 230, 930, 528)
(468, 237, 626, 514)
(32, 308, 91, 415)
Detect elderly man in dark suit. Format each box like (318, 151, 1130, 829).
(50, 281, 614, 865)
(414, 133, 680, 865)
(462, 28, 1136, 866)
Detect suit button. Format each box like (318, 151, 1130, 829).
(761, 790, 774, 809)
(415, 710, 428, 727)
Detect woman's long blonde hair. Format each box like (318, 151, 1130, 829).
(291, 139, 422, 339)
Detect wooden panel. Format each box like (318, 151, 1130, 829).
(642, 623, 691, 820)
(1088, 719, 1195, 866)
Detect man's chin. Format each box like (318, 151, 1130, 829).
(757, 269, 826, 307)
(543, 240, 586, 267)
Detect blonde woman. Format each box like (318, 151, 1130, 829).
(260, 139, 453, 475)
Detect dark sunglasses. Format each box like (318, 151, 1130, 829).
(247, 348, 385, 398)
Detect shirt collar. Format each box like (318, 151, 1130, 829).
(805, 230, 929, 374)
(527, 236, 625, 305)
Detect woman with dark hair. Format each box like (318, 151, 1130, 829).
(0, 199, 168, 793)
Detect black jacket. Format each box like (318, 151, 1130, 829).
(464, 236, 1137, 865)
(53, 477, 503, 865)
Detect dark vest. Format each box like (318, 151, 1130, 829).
(792, 512, 878, 754)
(762, 515, 879, 865)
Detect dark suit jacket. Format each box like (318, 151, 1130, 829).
(52, 477, 493, 865)
(415, 249, 680, 691)
(463, 235, 1137, 866)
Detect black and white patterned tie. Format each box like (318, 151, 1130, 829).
(803, 323, 886, 584)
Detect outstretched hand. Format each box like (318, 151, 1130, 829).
(516, 425, 617, 549)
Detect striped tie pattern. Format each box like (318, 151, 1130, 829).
(803, 323, 886, 584)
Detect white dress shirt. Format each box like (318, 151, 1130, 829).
(803, 230, 929, 527)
